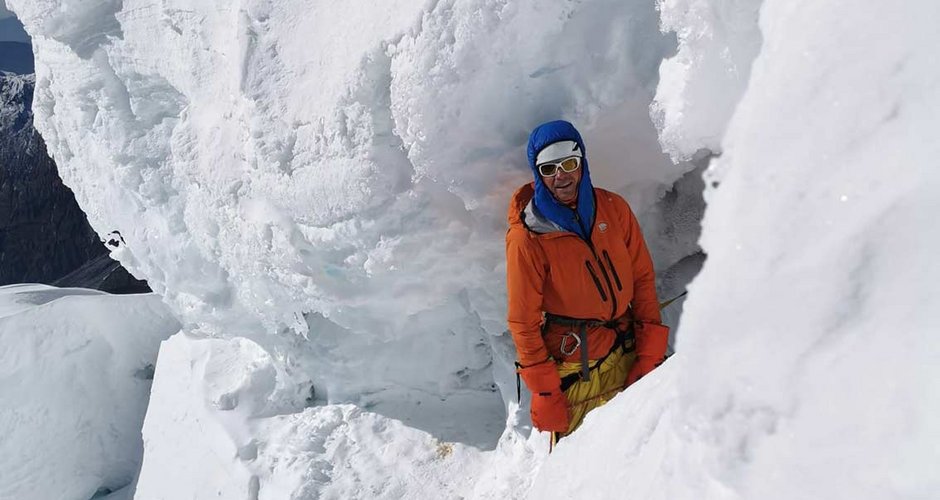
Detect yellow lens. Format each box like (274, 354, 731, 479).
(539, 163, 559, 177)
(559, 157, 580, 172)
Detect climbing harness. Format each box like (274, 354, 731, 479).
(515, 290, 690, 451)
(544, 313, 629, 383)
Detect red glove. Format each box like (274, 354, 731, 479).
(626, 322, 669, 386)
(518, 359, 569, 432)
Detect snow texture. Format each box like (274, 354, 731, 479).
(136, 333, 541, 499)
(651, 0, 762, 162)
(534, 1, 940, 498)
(0, 285, 179, 500)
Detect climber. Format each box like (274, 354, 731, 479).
(506, 120, 669, 443)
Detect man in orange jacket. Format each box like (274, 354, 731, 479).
(506, 120, 669, 438)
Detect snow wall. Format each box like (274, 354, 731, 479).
(534, 0, 940, 499)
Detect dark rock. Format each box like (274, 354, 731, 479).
(1, 73, 147, 294)
(52, 253, 151, 294)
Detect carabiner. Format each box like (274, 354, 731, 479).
(559, 331, 581, 356)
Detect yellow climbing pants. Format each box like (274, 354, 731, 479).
(556, 345, 637, 437)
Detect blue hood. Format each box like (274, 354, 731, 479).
(526, 120, 595, 240)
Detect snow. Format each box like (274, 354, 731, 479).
(651, 0, 763, 162)
(5, 0, 935, 498)
(0, 284, 179, 500)
(531, 358, 682, 499)
(533, 0, 940, 498)
(135, 332, 548, 499)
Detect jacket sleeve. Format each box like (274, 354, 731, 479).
(622, 201, 662, 324)
(506, 230, 551, 366)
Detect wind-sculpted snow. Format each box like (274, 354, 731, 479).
(534, 1, 940, 498)
(7, 0, 682, 337)
(652, 0, 763, 161)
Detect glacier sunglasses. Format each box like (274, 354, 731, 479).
(537, 156, 582, 177)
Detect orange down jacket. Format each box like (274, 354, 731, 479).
(506, 182, 661, 368)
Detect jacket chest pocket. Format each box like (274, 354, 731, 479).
(583, 260, 609, 301)
(596, 239, 633, 298)
(541, 240, 626, 314)
(541, 244, 601, 308)
(599, 249, 623, 293)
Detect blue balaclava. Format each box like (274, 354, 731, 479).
(526, 120, 595, 240)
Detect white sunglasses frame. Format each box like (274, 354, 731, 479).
(537, 156, 582, 177)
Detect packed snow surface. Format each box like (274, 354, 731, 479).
(6, 0, 936, 498)
(0, 285, 179, 500)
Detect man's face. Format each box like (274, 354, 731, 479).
(542, 164, 581, 206)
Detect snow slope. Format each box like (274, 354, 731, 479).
(533, 1, 940, 498)
(0, 285, 179, 500)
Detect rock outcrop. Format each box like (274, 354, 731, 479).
(0, 73, 147, 292)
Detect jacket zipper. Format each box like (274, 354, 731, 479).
(584, 261, 608, 302)
(574, 211, 618, 319)
(602, 250, 623, 291)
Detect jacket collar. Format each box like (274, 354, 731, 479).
(522, 198, 566, 234)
